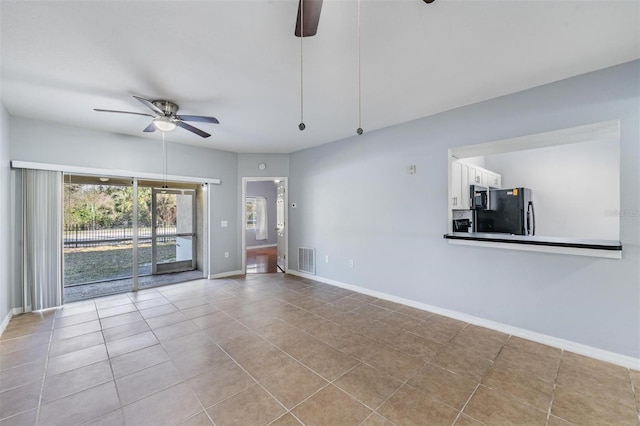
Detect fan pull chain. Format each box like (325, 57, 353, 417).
(356, 0, 363, 135)
(299, 0, 306, 131)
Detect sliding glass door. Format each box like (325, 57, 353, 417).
(151, 188, 196, 274)
(63, 176, 200, 301)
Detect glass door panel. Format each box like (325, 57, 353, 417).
(62, 175, 135, 302)
(151, 188, 196, 274)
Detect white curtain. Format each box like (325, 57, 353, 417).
(255, 197, 268, 241)
(23, 169, 63, 311)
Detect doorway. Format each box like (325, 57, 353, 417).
(242, 178, 287, 274)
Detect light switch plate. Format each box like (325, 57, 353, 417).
(221, 220, 228, 228)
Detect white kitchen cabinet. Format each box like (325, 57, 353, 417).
(460, 165, 470, 209)
(475, 169, 488, 186)
(451, 161, 501, 210)
(487, 172, 501, 188)
(451, 162, 472, 210)
(451, 161, 462, 209)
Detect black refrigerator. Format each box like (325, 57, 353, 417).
(474, 188, 535, 235)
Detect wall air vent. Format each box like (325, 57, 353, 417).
(298, 247, 316, 275)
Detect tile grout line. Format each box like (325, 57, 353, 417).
(627, 368, 640, 420)
(34, 308, 69, 426)
(11, 275, 638, 426)
(454, 383, 484, 426)
(544, 348, 565, 426)
(96, 305, 126, 426)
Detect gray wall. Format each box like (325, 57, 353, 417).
(288, 60, 640, 358)
(246, 181, 277, 247)
(237, 154, 290, 179)
(0, 104, 11, 324)
(9, 118, 241, 277)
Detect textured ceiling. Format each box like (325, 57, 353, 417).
(1, 0, 638, 153)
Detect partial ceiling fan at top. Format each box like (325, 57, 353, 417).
(94, 96, 219, 138)
(295, 0, 323, 37)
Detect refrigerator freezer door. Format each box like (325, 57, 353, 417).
(475, 188, 532, 235)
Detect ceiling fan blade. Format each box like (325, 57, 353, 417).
(133, 96, 165, 115)
(143, 122, 156, 133)
(93, 108, 154, 118)
(295, 0, 323, 37)
(175, 121, 211, 138)
(176, 115, 220, 124)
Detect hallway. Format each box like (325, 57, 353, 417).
(246, 247, 281, 274)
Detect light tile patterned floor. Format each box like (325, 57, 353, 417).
(0, 274, 638, 425)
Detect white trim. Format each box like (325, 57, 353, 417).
(0, 308, 25, 336)
(246, 244, 278, 249)
(203, 184, 211, 278)
(11, 160, 221, 185)
(0, 311, 12, 335)
(208, 270, 243, 279)
(450, 120, 620, 158)
(447, 239, 622, 259)
(287, 270, 640, 370)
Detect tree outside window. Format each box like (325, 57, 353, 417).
(246, 198, 257, 229)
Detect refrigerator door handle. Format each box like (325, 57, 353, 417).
(527, 201, 536, 236)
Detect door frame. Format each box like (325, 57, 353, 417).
(241, 177, 288, 274)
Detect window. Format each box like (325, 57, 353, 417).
(246, 198, 257, 229)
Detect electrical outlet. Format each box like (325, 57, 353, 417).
(349, 259, 354, 268)
(325, 255, 329, 263)
(224, 252, 229, 258)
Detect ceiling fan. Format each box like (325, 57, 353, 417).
(295, 0, 323, 37)
(294, 0, 435, 37)
(94, 96, 219, 138)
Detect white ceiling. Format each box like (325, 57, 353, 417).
(1, 0, 638, 154)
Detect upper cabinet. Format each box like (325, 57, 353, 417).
(451, 161, 501, 210)
(451, 161, 464, 209)
(487, 171, 501, 188)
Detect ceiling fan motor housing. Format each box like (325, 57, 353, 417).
(152, 100, 179, 116)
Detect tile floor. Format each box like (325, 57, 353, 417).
(0, 274, 638, 426)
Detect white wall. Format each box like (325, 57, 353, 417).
(9, 118, 241, 282)
(0, 103, 11, 325)
(484, 139, 619, 240)
(289, 60, 640, 359)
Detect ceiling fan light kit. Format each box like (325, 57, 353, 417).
(153, 117, 176, 132)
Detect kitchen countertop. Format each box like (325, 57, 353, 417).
(443, 232, 622, 251)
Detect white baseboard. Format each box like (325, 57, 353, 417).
(0, 308, 24, 337)
(287, 270, 640, 370)
(208, 270, 244, 279)
(246, 244, 277, 249)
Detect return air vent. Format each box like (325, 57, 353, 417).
(298, 247, 316, 275)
